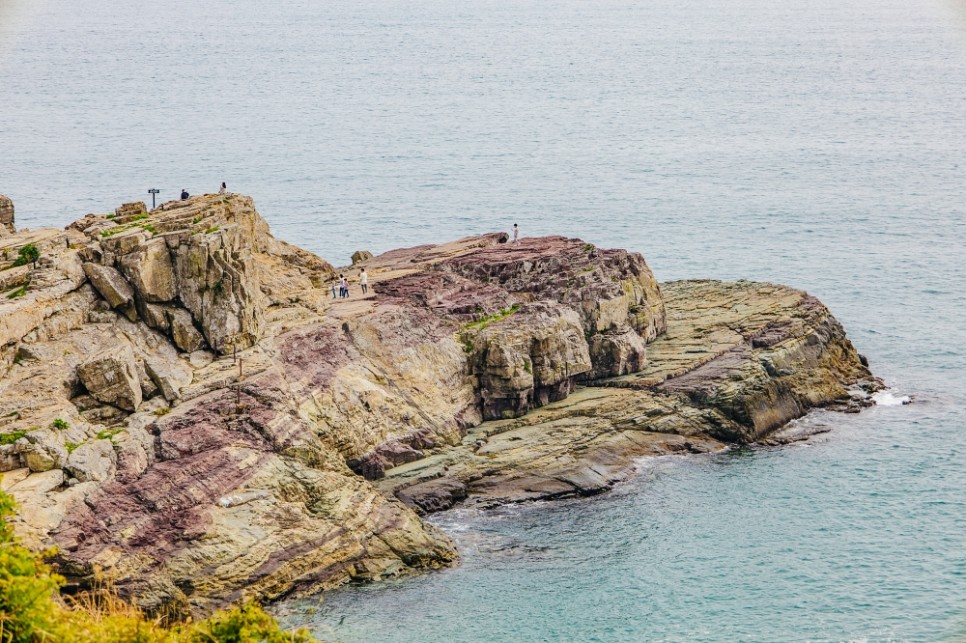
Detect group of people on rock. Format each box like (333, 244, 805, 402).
(332, 269, 368, 300)
(180, 182, 228, 200)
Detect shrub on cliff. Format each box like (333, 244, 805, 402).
(12, 244, 39, 269)
(0, 488, 317, 643)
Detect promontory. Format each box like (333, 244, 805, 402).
(0, 194, 880, 617)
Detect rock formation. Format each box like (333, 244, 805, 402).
(0, 193, 879, 617)
(0, 195, 13, 235)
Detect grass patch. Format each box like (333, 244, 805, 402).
(95, 428, 123, 442)
(64, 441, 83, 454)
(204, 225, 220, 234)
(131, 214, 148, 221)
(141, 224, 157, 234)
(52, 418, 69, 430)
(582, 243, 595, 253)
(153, 407, 171, 416)
(6, 284, 28, 299)
(461, 303, 520, 333)
(0, 431, 26, 445)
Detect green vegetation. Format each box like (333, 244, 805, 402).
(582, 243, 595, 253)
(153, 407, 171, 417)
(0, 487, 319, 642)
(64, 441, 83, 454)
(458, 304, 521, 354)
(0, 431, 26, 446)
(12, 243, 39, 269)
(5, 284, 28, 300)
(52, 418, 69, 430)
(100, 226, 128, 238)
(132, 214, 149, 221)
(141, 224, 157, 234)
(461, 304, 520, 333)
(204, 225, 220, 234)
(191, 216, 202, 224)
(95, 428, 123, 442)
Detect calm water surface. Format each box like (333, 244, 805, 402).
(2, 0, 965, 640)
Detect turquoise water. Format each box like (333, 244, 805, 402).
(2, 0, 966, 639)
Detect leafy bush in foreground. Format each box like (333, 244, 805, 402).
(0, 487, 317, 642)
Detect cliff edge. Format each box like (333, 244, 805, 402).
(0, 194, 879, 616)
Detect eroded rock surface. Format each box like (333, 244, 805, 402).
(0, 193, 878, 618)
(0, 195, 14, 235)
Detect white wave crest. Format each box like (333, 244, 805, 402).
(872, 391, 911, 406)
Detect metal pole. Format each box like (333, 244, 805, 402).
(148, 188, 160, 209)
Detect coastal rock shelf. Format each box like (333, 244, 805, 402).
(0, 194, 878, 616)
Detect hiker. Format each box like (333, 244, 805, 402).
(330, 279, 338, 299)
(512, 223, 519, 243)
(339, 274, 348, 298)
(181, 189, 190, 200)
(360, 268, 368, 295)
(218, 182, 227, 195)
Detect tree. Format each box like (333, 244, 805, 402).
(12, 243, 39, 269)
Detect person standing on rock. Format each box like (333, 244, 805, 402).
(339, 274, 348, 298)
(181, 189, 190, 200)
(219, 182, 227, 195)
(330, 278, 338, 299)
(512, 223, 519, 243)
(360, 268, 368, 295)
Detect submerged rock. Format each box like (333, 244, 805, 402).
(0, 192, 878, 618)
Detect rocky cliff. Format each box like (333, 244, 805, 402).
(0, 194, 879, 616)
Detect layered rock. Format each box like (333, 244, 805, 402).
(0, 195, 13, 235)
(0, 193, 878, 618)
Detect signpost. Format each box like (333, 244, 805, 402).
(147, 188, 160, 209)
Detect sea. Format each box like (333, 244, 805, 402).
(1, 0, 965, 640)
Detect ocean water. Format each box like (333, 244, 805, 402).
(2, 0, 966, 640)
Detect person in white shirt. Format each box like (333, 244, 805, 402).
(360, 269, 369, 295)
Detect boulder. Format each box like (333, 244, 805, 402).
(144, 354, 193, 401)
(24, 442, 67, 473)
(83, 262, 137, 322)
(119, 237, 177, 303)
(0, 194, 13, 234)
(77, 344, 143, 411)
(114, 201, 147, 221)
(66, 440, 117, 483)
(351, 250, 373, 264)
(168, 308, 205, 352)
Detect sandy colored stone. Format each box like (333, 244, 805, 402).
(0, 194, 13, 234)
(77, 344, 143, 411)
(83, 262, 137, 321)
(119, 237, 177, 303)
(65, 439, 117, 483)
(351, 250, 373, 264)
(168, 307, 205, 352)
